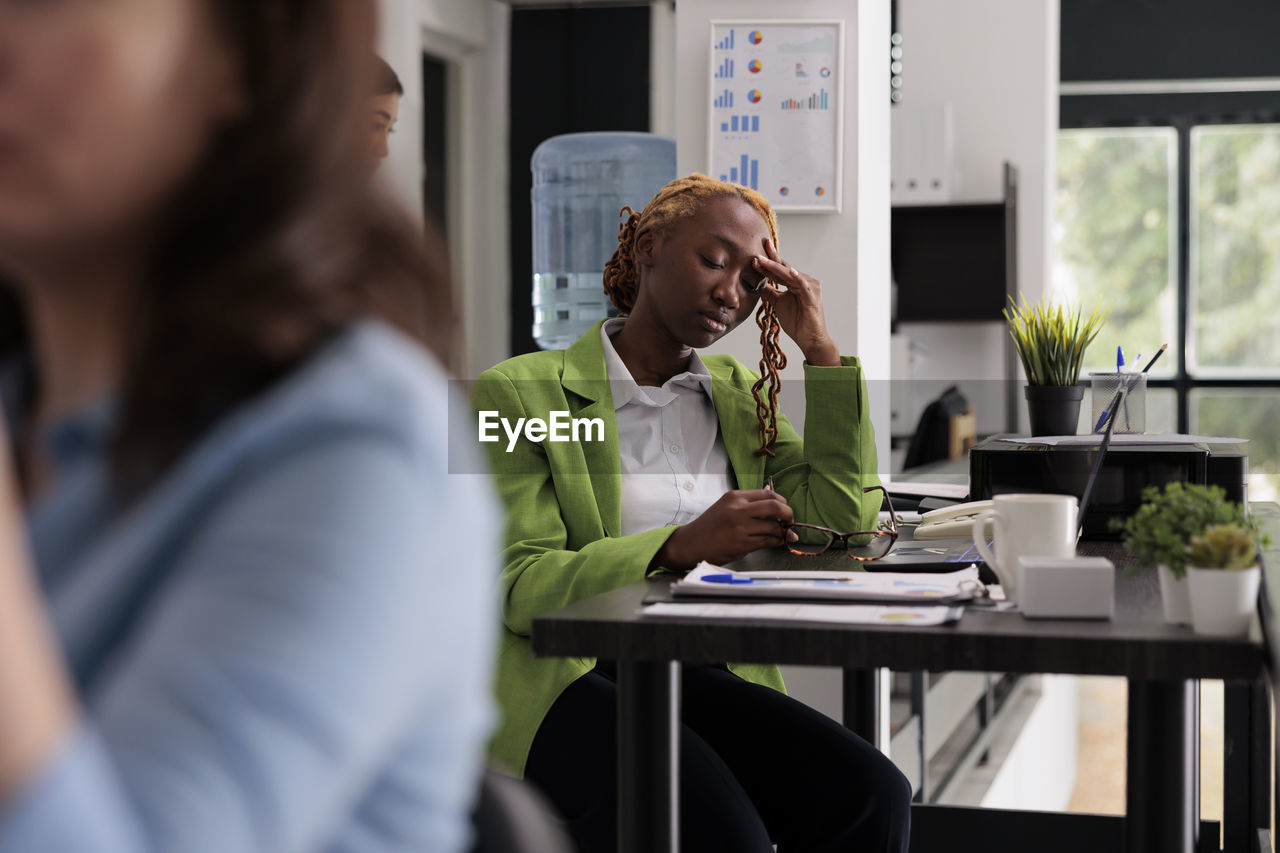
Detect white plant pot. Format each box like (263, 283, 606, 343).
(1157, 564, 1192, 625)
(1186, 566, 1261, 637)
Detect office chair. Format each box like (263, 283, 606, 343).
(904, 385, 974, 468)
(469, 768, 573, 853)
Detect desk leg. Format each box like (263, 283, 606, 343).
(842, 667, 885, 750)
(618, 660, 680, 853)
(1125, 679, 1198, 853)
(1225, 681, 1269, 852)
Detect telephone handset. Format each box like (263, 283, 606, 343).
(911, 500, 995, 540)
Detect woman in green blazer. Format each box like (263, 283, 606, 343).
(474, 175, 909, 852)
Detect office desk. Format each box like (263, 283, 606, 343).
(532, 541, 1270, 853)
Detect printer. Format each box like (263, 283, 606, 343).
(969, 435, 1248, 540)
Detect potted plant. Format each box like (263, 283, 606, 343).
(1004, 296, 1106, 436)
(1185, 523, 1266, 636)
(1113, 482, 1252, 625)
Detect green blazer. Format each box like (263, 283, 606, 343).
(472, 320, 880, 776)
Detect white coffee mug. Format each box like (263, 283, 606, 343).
(972, 494, 1078, 604)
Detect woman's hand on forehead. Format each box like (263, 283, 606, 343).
(751, 237, 840, 367)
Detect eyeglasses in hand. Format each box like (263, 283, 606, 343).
(766, 480, 899, 562)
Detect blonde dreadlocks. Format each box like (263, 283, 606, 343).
(601, 174, 788, 457)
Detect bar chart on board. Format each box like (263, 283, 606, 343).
(708, 21, 842, 211)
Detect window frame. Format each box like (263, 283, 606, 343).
(1060, 92, 1280, 434)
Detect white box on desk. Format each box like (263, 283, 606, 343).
(1018, 556, 1115, 619)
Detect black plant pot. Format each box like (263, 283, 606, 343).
(1024, 385, 1084, 436)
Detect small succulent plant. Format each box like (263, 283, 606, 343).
(1186, 523, 1260, 570)
(1111, 482, 1251, 578)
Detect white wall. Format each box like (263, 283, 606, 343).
(377, 0, 511, 379)
(672, 0, 892, 473)
(893, 0, 1060, 437)
(980, 675, 1078, 810)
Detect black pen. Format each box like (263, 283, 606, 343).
(1141, 343, 1168, 374)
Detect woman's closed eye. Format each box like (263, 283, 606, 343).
(699, 254, 764, 292)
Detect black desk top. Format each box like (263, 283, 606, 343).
(532, 539, 1267, 682)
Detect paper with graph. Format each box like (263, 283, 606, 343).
(669, 562, 982, 603)
(708, 21, 843, 212)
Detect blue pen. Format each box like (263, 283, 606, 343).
(1093, 376, 1135, 432)
(1092, 406, 1114, 433)
(701, 571, 788, 584)
(1116, 346, 1124, 372)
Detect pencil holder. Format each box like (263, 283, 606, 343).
(1089, 372, 1146, 434)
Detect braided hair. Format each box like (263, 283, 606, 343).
(602, 174, 787, 457)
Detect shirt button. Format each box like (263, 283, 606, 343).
(682, 482, 694, 492)
(670, 444, 681, 454)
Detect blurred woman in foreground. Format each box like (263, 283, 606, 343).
(0, 1, 497, 850)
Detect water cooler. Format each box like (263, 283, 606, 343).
(530, 132, 676, 350)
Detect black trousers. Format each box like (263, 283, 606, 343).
(525, 664, 912, 853)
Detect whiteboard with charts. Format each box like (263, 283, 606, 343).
(708, 20, 844, 213)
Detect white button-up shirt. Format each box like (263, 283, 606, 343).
(601, 319, 736, 537)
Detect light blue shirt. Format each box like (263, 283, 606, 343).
(0, 321, 499, 853)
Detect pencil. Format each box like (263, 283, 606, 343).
(1141, 343, 1168, 374)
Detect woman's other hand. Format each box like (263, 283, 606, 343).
(654, 489, 797, 572)
(752, 238, 841, 367)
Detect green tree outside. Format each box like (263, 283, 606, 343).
(1056, 125, 1280, 501)
(1192, 126, 1280, 370)
(1055, 128, 1176, 376)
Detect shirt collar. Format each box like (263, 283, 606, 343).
(599, 318, 714, 410)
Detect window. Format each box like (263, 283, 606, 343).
(1190, 125, 1280, 375)
(1056, 120, 1280, 501)
(1055, 128, 1177, 378)
(1192, 390, 1280, 488)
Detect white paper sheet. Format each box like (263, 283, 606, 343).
(997, 433, 1246, 447)
(642, 601, 963, 626)
(885, 481, 971, 500)
(708, 22, 843, 211)
(669, 562, 982, 603)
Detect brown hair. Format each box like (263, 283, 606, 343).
(373, 54, 404, 96)
(0, 0, 451, 495)
(602, 174, 786, 456)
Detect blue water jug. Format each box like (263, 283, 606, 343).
(531, 132, 677, 350)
